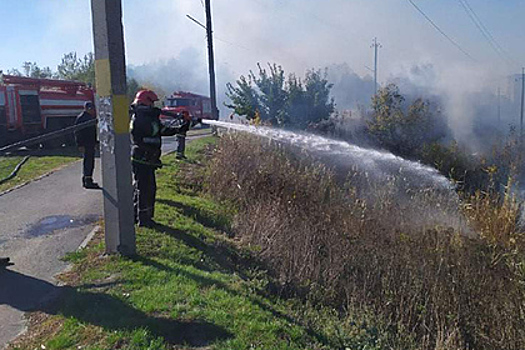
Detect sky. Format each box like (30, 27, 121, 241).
(2, 0, 524, 77)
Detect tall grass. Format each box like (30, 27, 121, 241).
(206, 133, 525, 349)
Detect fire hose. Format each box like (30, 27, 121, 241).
(0, 119, 96, 155)
(0, 156, 30, 186)
(0, 119, 97, 186)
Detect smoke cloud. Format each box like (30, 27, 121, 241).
(127, 47, 235, 117)
(118, 0, 522, 151)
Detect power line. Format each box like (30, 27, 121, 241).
(406, 0, 476, 61)
(462, 0, 506, 55)
(186, 14, 206, 30)
(458, 0, 503, 59)
(193, 2, 310, 67)
(458, 0, 517, 66)
(186, 14, 265, 54)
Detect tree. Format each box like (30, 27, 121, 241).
(127, 78, 141, 103)
(227, 63, 287, 125)
(6, 68, 22, 76)
(288, 69, 335, 129)
(254, 63, 288, 125)
(286, 74, 309, 127)
(366, 84, 450, 157)
(225, 74, 260, 120)
(57, 52, 95, 85)
(19, 62, 54, 78)
(226, 64, 334, 129)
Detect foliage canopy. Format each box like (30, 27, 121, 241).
(226, 63, 335, 129)
(367, 83, 451, 157)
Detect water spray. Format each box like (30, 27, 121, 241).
(202, 119, 468, 232)
(202, 119, 452, 190)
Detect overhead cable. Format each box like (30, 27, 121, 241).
(458, 0, 517, 66)
(407, 0, 476, 61)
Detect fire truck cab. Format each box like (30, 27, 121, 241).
(161, 91, 213, 122)
(0, 73, 95, 146)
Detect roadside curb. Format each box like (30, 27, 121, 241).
(78, 225, 101, 251)
(57, 225, 101, 286)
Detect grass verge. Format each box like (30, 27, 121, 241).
(0, 154, 79, 193)
(8, 136, 382, 350)
(187, 128, 214, 137)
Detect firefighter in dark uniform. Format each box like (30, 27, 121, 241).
(74, 101, 99, 189)
(130, 90, 184, 227)
(175, 111, 192, 160)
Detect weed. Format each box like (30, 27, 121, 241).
(207, 133, 525, 349)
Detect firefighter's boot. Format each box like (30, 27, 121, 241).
(83, 176, 100, 189)
(0, 257, 12, 268)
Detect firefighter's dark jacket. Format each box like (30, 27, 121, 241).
(130, 105, 181, 168)
(74, 111, 97, 147)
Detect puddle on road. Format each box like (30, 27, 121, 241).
(24, 215, 99, 238)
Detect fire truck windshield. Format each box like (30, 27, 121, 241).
(165, 98, 193, 107)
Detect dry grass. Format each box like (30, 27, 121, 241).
(206, 133, 525, 350)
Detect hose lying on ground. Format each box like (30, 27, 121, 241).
(0, 119, 95, 155)
(0, 156, 31, 186)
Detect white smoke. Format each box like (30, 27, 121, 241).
(122, 1, 524, 148)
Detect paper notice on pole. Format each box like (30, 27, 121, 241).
(97, 96, 115, 155)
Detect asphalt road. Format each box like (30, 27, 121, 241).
(0, 135, 194, 349)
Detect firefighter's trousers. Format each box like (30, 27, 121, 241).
(176, 134, 186, 156)
(82, 146, 96, 179)
(132, 162, 157, 225)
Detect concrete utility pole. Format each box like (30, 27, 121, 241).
(91, 0, 136, 255)
(520, 68, 525, 141)
(205, 0, 218, 120)
(371, 37, 382, 95)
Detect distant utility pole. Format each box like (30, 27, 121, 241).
(91, 0, 136, 255)
(205, 0, 218, 120)
(371, 38, 382, 95)
(520, 68, 525, 141)
(497, 87, 501, 124)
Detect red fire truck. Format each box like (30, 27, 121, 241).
(161, 91, 214, 122)
(0, 73, 95, 146)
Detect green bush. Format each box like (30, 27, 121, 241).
(366, 84, 451, 158)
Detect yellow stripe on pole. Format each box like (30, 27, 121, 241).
(113, 94, 129, 134)
(95, 59, 111, 96)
